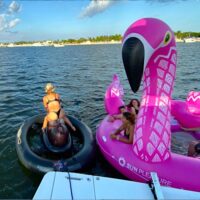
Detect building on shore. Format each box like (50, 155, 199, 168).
(7, 43, 15, 47)
(183, 37, 200, 43)
(53, 44, 65, 47)
(175, 37, 184, 42)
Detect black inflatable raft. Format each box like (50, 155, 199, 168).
(16, 115, 95, 174)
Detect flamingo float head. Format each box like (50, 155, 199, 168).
(122, 18, 177, 163)
(122, 18, 176, 93)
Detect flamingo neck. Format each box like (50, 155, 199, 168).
(133, 46, 177, 163)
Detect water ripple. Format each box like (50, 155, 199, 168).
(0, 43, 200, 198)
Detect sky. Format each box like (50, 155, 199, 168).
(0, 0, 199, 42)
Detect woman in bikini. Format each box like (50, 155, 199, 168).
(110, 112, 135, 144)
(126, 98, 140, 116)
(42, 83, 76, 132)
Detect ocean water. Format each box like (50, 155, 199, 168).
(0, 43, 199, 198)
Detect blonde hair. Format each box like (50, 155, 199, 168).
(45, 83, 55, 93)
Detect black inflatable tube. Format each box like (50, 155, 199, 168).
(16, 115, 96, 174)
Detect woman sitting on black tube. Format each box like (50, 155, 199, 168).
(42, 112, 69, 147)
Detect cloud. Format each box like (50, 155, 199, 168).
(0, 14, 7, 31)
(80, 0, 116, 18)
(8, 1, 21, 14)
(0, 0, 21, 32)
(79, 0, 187, 18)
(8, 18, 20, 28)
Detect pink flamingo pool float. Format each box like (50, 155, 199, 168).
(96, 18, 200, 192)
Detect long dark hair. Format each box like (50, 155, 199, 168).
(127, 98, 140, 108)
(118, 105, 126, 111)
(123, 112, 135, 124)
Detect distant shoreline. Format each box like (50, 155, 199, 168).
(1, 32, 200, 48)
(1, 38, 200, 48)
(0, 41, 121, 48)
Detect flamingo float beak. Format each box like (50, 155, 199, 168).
(122, 37, 145, 93)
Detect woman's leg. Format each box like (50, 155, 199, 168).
(59, 109, 76, 131)
(181, 126, 200, 131)
(188, 141, 199, 157)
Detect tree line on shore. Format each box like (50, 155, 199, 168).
(9, 34, 122, 45)
(175, 31, 200, 39)
(60, 34, 122, 44)
(2, 32, 200, 45)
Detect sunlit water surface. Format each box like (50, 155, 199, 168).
(0, 43, 199, 198)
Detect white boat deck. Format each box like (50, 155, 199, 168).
(33, 172, 200, 200)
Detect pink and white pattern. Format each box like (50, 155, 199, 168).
(133, 44, 177, 162)
(97, 18, 200, 192)
(186, 91, 200, 115)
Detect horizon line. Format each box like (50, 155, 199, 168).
(1, 31, 200, 44)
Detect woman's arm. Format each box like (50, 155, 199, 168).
(56, 93, 60, 100)
(108, 114, 123, 122)
(59, 109, 76, 131)
(113, 114, 123, 120)
(43, 96, 48, 111)
(42, 116, 48, 132)
(130, 107, 137, 117)
(181, 126, 200, 131)
(110, 124, 125, 139)
(117, 125, 134, 144)
(56, 93, 61, 104)
(112, 124, 125, 135)
(64, 116, 76, 131)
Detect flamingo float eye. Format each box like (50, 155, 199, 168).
(163, 31, 171, 45)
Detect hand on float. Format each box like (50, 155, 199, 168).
(108, 116, 115, 122)
(110, 134, 117, 139)
(41, 128, 46, 134)
(71, 126, 76, 132)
